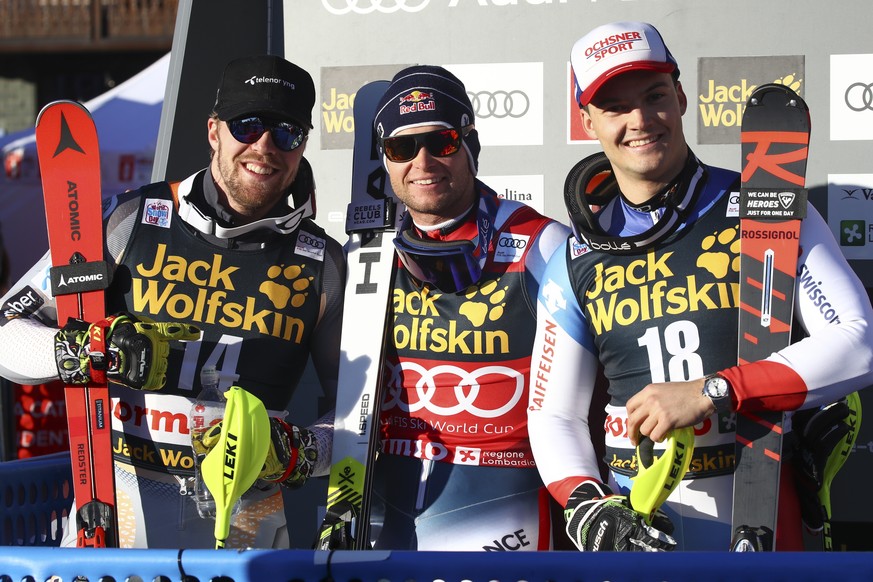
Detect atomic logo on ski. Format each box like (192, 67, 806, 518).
(52, 112, 88, 157)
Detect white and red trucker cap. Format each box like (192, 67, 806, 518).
(571, 21, 679, 107)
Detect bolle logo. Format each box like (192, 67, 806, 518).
(587, 239, 632, 252)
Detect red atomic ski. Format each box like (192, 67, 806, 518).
(36, 100, 117, 547)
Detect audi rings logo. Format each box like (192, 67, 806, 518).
(845, 82, 873, 112)
(467, 90, 530, 119)
(321, 0, 429, 14)
(298, 233, 325, 249)
(384, 361, 524, 418)
(498, 237, 527, 249)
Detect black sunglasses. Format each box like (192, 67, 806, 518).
(381, 126, 471, 163)
(226, 116, 306, 152)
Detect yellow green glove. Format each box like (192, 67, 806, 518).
(54, 313, 200, 390)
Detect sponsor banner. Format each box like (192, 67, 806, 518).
(445, 62, 543, 147)
(830, 54, 873, 141)
(828, 173, 873, 261)
(318, 0, 569, 16)
(696, 56, 804, 144)
(567, 62, 597, 143)
(478, 174, 544, 214)
(320, 64, 409, 150)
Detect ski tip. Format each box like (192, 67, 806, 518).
(36, 99, 90, 128)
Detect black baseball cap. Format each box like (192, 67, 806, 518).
(213, 55, 316, 129)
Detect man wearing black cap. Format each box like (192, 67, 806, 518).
(527, 21, 873, 551)
(0, 55, 345, 548)
(367, 65, 570, 550)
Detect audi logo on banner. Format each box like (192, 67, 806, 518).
(321, 0, 430, 14)
(384, 361, 524, 418)
(467, 90, 530, 119)
(298, 233, 326, 249)
(845, 82, 873, 112)
(498, 237, 527, 249)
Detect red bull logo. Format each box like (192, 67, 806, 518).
(399, 90, 433, 104)
(398, 90, 437, 115)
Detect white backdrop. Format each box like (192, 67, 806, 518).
(287, 0, 873, 285)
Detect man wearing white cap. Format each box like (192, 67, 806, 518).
(527, 21, 873, 551)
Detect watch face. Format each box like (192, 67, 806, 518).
(706, 377, 728, 398)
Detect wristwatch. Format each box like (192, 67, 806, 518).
(702, 374, 732, 414)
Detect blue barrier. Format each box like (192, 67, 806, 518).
(2, 453, 873, 582)
(0, 453, 72, 547)
(0, 548, 873, 582)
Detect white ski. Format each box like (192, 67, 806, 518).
(317, 80, 402, 550)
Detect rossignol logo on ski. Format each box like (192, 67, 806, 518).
(741, 130, 807, 186)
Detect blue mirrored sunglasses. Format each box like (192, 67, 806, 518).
(227, 116, 306, 152)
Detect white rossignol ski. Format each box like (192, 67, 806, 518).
(317, 80, 402, 550)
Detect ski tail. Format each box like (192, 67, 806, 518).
(730, 83, 810, 552)
(36, 100, 118, 548)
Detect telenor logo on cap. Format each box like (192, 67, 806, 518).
(583, 30, 647, 70)
(245, 75, 296, 90)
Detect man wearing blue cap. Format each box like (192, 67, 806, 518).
(368, 65, 570, 550)
(528, 21, 873, 551)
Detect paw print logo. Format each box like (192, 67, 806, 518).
(259, 264, 312, 309)
(773, 73, 803, 94)
(697, 226, 740, 279)
(458, 279, 507, 326)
